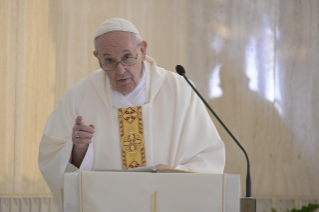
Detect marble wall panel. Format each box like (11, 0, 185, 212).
(189, 0, 277, 196)
(300, 199, 318, 207)
(188, 0, 319, 197)
(256, 198, 274, 212)
(0, 197, 58, 212)
(274, 0, 319, 197)
(277, 198, 297, 212)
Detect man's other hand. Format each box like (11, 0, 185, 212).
(155, 164, 169, 169)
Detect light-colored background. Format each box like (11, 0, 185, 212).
(1, 0, 318, 211)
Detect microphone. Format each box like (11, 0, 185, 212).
(176, 65, 186, 75)
(176, 65, 256, 212)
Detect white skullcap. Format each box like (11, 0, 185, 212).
(94, 17, 140, 40)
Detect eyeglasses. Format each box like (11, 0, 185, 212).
(101, 54, 138, 71)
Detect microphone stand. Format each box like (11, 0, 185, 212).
(176, 65, 256, 212)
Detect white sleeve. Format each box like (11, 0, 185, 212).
(65, 141, 94, 172)
(78, 142, 94, 171)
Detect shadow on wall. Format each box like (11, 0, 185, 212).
(208, 61, 305, 196)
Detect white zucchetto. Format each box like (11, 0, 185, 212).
(94, 17, 140, 40)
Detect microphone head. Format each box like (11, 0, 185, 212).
(175, 65, 186, 76)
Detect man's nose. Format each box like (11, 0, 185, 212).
(115, 63, 126, 75)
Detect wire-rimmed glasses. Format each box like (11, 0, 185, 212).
(101, 54, 138, 71)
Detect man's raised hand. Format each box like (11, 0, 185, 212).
(72, 116, 95, 148)
(155, 164, 169, 169)
(71, 116, 95, 167)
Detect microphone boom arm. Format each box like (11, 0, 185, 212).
(180, 73, 252, 198)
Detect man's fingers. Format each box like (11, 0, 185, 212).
(76, 116, 85, 125)
(73, 117, 94, 143)
(73, 131, 93, 139)
(73, 125, 95, 133)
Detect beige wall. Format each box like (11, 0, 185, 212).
(1, 0, 318, 211)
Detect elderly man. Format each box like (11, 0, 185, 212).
(39, 18, 225, 211)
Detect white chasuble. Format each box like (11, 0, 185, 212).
(39, 56, 225, 211)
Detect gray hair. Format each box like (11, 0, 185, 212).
(94, 32, 143, 52)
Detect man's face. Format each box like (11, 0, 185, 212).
(94, 31, 147, 94)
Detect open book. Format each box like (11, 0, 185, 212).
(94, 166, 195, 173)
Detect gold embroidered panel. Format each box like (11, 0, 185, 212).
(118, 106, 147, 170)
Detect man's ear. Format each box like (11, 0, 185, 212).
(139, 41, 148, 61)
(93, 51, 100, 61)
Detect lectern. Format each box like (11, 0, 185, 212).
(63, 172, 240, 212)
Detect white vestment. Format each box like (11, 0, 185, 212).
(39, 56, 225, 211)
